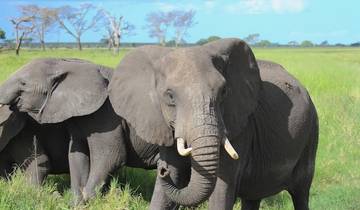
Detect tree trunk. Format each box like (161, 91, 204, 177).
(15, 45, 20, 56)
(113, 34, 120, 54)
(107, 39, 112, 51)
(160, 37, 166, 46)
(15, 32, 25, 56)
(40, 40, 45, 51)
(40, 25, 45, 51)
(77, 37, 82, 51)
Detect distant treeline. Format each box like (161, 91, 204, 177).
(1, 41, 359, 50)
(0, 42, 199, 49)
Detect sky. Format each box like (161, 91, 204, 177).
(0, 0, 359, 44)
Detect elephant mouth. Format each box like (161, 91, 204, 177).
(7, 97, 22, 112)
(175, 136, 239, 160)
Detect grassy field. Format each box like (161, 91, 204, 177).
(0, 47, 359, 210)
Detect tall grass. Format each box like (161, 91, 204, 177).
(0, 47, 359, 209)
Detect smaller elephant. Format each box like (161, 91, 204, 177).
(0, 58, 165, 206)
(0, 105, 70, 185)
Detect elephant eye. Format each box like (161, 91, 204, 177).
(212, 55, 227, 74)
(165, 89, 176, 107)
(220, 86, 229, 101)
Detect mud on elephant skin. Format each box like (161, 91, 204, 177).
(0, 105, 69, 185)
(109, 38, 318, 209)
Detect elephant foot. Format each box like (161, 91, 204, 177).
(70, 190, 85, 207)
(70, 197, 85, 207)
(82, 188, 97, 203)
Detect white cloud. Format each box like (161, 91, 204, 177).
(224, 0, 269, 14)
(156, 2, 177, 12)
(271, 0, 305, 13)
(155, 2, 198, 12)
(204, 0, 216, 11)
(223, 0, 306, 14)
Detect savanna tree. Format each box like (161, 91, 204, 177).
(10, 16, 35, 55)
(244, 33, 260, 45)
(18, 5, 57, 51)
(171, 10, 196, 47)
(101, 9, 134, 54)
(55, 4, 102, 50)
(145, 10, 196, 46)
(145, 11, 174, 46)
(288, 40, 299, 47)
(0, 28, 5, 40)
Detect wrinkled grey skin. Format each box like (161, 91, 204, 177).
(109, 38, 318, 209)
(0, 106, 69, 184)
(0, 58, 160, 204)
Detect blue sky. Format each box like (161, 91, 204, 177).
(0, 0, 359, 44)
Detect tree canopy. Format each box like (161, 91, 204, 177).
(0, 28, 5, 39)
(301, 40, 314, 47)
(145, 9, 196, 46)
(196, 36, 221, 45)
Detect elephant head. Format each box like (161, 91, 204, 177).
(0, 58, 112, 124)
(109, 38, 261, 206)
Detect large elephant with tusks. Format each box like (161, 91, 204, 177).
(109, 38, 318, 210)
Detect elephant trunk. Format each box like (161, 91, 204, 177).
(0, 77, 19, 105)
(159, 132, 220, 206)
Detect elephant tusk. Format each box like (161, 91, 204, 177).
(0, 104, 3, 108)
(223, 137, 239, 160)
(177, 138, 192, 156)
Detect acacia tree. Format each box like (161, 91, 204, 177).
(146, 10, 196, 46)
(0, 28, 5, 40)
(55, 4, 102, 50)
(145, 11, 174, 46)
(0, 28, 5, 50)
(172, 10, 196, 47)
(18, 5, 57, 51)
(101, 9, 134, 54)
(288, 40, 299, 47)
(244, 33, 260, 45)
(10, 16, 35, 55)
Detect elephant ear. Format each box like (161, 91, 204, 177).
(29, 58, 110, 124)
(109, 46, 174, 146)
(205, 38, 262, 139)
(0, 106, 25, 152)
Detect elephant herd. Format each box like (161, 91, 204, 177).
(0, 38, 318, 210)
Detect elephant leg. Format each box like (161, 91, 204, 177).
(288, 163, 311, 210)
(150, 146, 190, 210)
(82, 125, 125, 201)
(0, 160, 12, 180)
(208, 177, 237, 210)
(15, 137, 51, 186)
(0, 151, 11, 179)
(288, 189, 309, 210)
(288, 133, 317, 210)
(68, 136, 90, 205)
(23, 153, 51, 186)
(241, 199, 261, 210)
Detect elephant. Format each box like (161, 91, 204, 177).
(0, 105, 69, 185)
(108, 38, 318, 210)
(0, 58, 160, 204)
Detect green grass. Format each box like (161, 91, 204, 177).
(0, 47, 359, 209)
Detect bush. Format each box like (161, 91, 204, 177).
(300, 40, 314, 47)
